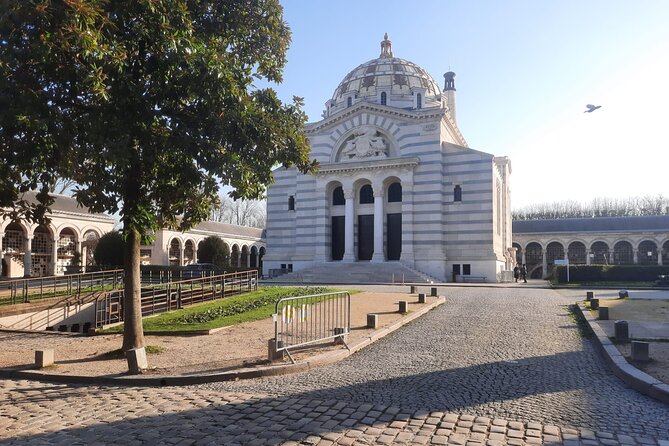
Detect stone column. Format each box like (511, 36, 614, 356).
(633, 249, 638, 264)
(343, 188, 355, 262)
(180, 245, 185, 266)
(246, 251, 251, 268)
(52, 233, 59, 275)
(586, 250, 591, 266)
(659, 250, 663, 266)
(24, 236, 33, 277)
(0, 233, 3, 277)
(541, 248, 547, 279)
(521, 250, 526, 266)
(371, 189, 384, 263)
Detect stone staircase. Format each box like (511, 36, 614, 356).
(263, 262, 438, 284)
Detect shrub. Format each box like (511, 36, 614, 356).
(197, 236, 229, 269)
(94, 231, 124, 267)
(555, 265, 669, 283)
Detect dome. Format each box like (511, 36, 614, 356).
(331, 57, 441, 103)
(326, 34, 442, 115)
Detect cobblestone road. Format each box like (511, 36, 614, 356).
(2, 287, 669, 445)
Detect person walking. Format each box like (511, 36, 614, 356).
(520, 264, 528, 283)
(513, 265, 520, 283)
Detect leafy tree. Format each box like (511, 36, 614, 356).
(94, 231, 124, 268)
(0, 0, 316, 371)
(197, 236, 229, 269)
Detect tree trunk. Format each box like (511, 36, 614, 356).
(122, 226, 145, 354)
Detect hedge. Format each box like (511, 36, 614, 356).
(554, 265, 669, 283)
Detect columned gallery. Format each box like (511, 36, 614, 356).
(264, 35, 514, 282)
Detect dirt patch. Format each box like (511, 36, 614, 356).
(602, 298, 669, 323)
(0, 291, 436, 377)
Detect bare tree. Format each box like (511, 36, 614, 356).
(210, 196, 266, 228)
(513, 195, 669, 220)
(48, 178, 76, 195)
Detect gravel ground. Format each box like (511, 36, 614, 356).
(197, 287, 669, 439)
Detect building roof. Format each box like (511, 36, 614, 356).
(193, 221, 265, 240)
(513, 215, 669, 234)
(21, 191, 116, 221)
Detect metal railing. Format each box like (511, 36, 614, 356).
(273, 291, 351, 363)
(0, 269, 124, 306)
(94, 269, 258, 327)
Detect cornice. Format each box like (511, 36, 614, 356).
(316, 157, 420, 175)
(306, 102, 447, 134)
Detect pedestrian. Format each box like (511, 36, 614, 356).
(520, 264, 527, 283)
(513, 265, 520, 282)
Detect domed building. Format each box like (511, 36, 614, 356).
(264, 35, 514, 282)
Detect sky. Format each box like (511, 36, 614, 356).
(262, 0, 669, 210)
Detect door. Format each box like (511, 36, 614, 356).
(357, 215, 374, 261)
(331, 216, 345, 261)
(387, 213, 402, 260)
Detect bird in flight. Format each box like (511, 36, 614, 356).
(584, 104, 602, 113)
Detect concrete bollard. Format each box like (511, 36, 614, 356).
(125, 347, 148, 374)
(410, 285, 417, 294)
(430, 287, 438, 297)
(35, 349, 55, 368)
(631, 341, 650, 361)
(590, 298, 599, 310)
(334, 327, 347, 345)
(367, 313, 379, 329)
(598, 307, 609, 320)
(398, 301, 408, 313)
(586, 291, 594, 301)
(614, 320, 629, 342)
(418, 293, 426, 304)
(267, 338, 284, 361)
(618, 290, 629, 298)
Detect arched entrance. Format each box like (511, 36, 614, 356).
(184, 240, 195, 265)
(613, 241, 633, 264)
(567, 241, 586, 264)
(169, 239, 182, 266)
(386, 181, 402, 261)
(638, 240, 658, 265)
(250, 246, 258, 268)
(357, 184, 374, 261)
(591, 241, 610, 264)
(35, 225, 54, 276)
(241, 245, 249, 267)
(56, 227, 76, 275)
(2, 222, 27, 277)
(525, 242, 543, 278)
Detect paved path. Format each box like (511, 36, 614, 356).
(2, 287, 669, 445)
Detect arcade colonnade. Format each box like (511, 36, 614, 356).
(513, 237, 669, 279)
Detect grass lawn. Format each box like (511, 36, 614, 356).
(101, 286, 353, 334)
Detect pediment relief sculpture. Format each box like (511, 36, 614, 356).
(339, 126, 389, 161)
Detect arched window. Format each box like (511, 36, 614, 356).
(359, 185, 374, 204)
(347, 96, 352, 107)
(380, 92, 387, 106)
(288, 195, 295, 211)
(387, 182, 402, 202)
(416, 93, 422, 109)
(332, 187, 345, 206)
(454, 185, 462, 202)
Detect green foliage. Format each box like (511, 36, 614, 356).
(555, 265, 669, 283)
(94, 231, 124, 267)
(177, 286, 330, 324)
(197, 236, 230, 269)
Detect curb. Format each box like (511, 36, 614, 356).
(0, 297, 446, 387)
(573, 302, 669, 405)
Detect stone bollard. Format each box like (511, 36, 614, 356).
(410, 285, 417, 294)
(35, 349, 55, 368)
(334, 327, 347, 345)
(418, 293, 426, 304)
(618, 290, 629, 298)
(267, 338, 284, 362)
(125, 347, 148, 374)
(398, 301, 408, 314)
(586, 291, 594, 301)
(430, 287, 438, 297)
(614, 320, 629, 342)
(598, 307, 609, 320)
(631, 341, 650, 361)
(590, 298, 599, 310)
(367, 313, 379, 329)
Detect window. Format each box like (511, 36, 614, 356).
(387, 182, 402, 202)
(380, 91, 387, 106)
(288, 195, 295, 211)
(452, 264, 461, 275)
(416, 93, 422, 109)
(347, 96, 352, 107)
(454, 185, 462, 202)
(332, 186, 345, 205)
(463, 264, 471, 275)
(359, 185, 374, 204)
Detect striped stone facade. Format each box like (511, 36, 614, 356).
(264, 37, 513, 282)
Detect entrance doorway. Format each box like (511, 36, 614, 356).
(331, 216, 345, 260)
(357, 215, 374, 260)
(387, 213, 402, 260)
